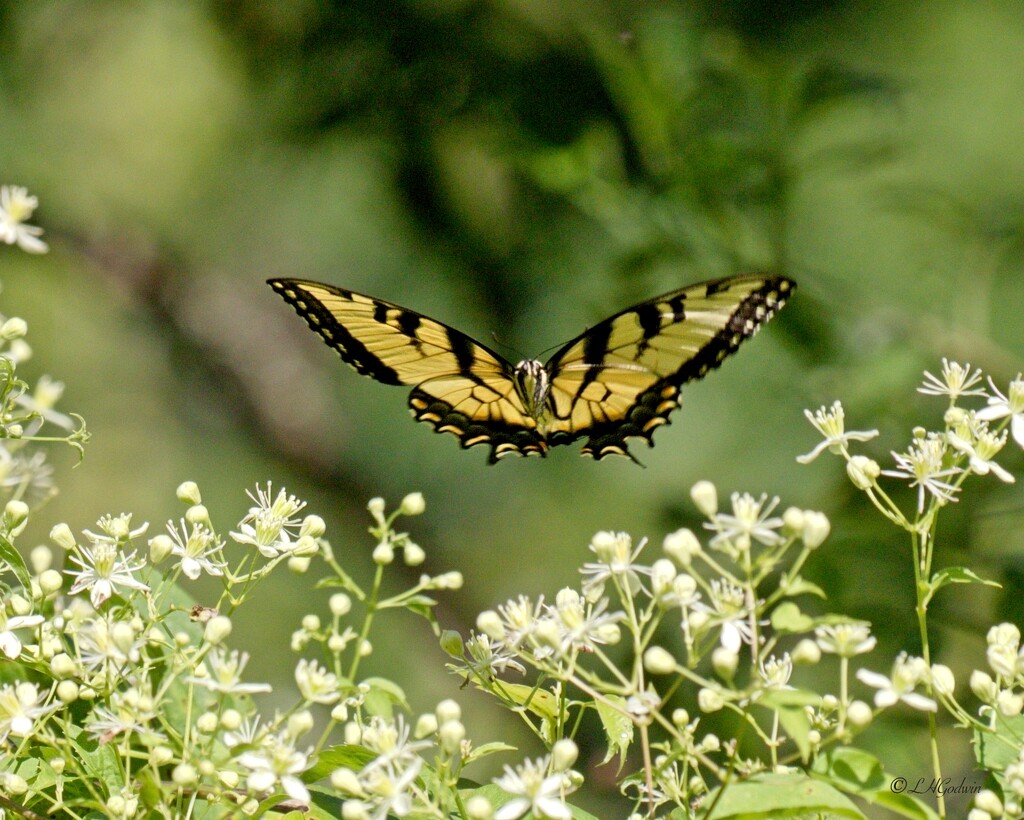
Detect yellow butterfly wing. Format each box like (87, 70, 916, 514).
(542, 275, 795, 461)
(269, 279, 547, 462)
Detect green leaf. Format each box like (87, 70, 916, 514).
(0, 532, 31, 592)
(483, 681, 560, 721)
(464, 741, 518, 765)
(401, 594, 439, 621)
(769, 602, 815, 633)
(305, 744, 378, 782)
(928, 566, 1000, 593)
(812, 747, 940, 820)
(595, 695, 633, 765)
(703, 772, 863, 818)
(975, 713, 1024, 779)
(781, 576, 827, 600)
(758, 689, 819, 762)
(362, 676, 409, 717)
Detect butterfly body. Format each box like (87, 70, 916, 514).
(269, 275, 794, 463)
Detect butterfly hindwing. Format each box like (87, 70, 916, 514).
(543, 275, 794, 460)
(268, 278, 545, 462)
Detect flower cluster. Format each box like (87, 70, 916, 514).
(450, 481, 919, 815)
(0, 483, 488, 818)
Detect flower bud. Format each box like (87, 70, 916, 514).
(50, 653, 77, 678)
(690, 481, 718, 516)
(970, 670, 998, 703)
(436, 699, 461, 723)
(372, 542, 394, 564)
(403, 542, 426, 566)
(176, 481, 202, 505)
(712, 647, 738, 680)
(400, 492, 425, 516)
(196, 712, 218, 734)
(415, 713, 438, 738)
(204, 615, 232, 645)
(440, 630, 464, 657)
(149, 534, 174, 564)
(172, 764, 198, 786)
(4, 500, 29, 533)
(0, 317, 27, 340)
(465, 795, 493, 819)
(552, 738, 578, 772)
(38, 569, 63, 595)
(846, 455, 880, 490)
(663, 528, 701, 565)
(289, 710, 315, 737)
(288, 555, 312, 573)
(29, 545, 52, 574)
(438, 719, 465, 754)
(802, 512, 830, 549)
(56, 680, 79, 703)
(846, 700, 873, 728)
(48, 522, 74, 550)
(330, 593, 352, 616)
(791, 639, 821, 665)
(930, 664, 955, 696)
(643, 646, 677, 675)
(698, 687, 724, 713)
(477, 610, 504, 641)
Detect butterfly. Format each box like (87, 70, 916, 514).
(268, 275, 794, 464)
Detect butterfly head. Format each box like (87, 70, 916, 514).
(513, 359, 550, 419)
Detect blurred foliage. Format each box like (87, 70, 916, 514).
(3, 0, 1024, 814)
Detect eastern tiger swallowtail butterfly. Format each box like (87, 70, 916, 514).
(268, 275, 794, 464)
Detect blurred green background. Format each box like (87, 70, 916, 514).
(4, 0, 1024, 814)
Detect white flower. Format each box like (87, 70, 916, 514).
(0, 186, 47, 253)
(82, 513, 149, 546)
(759, 653, 794, 689)
(548, 589, 623, 652)
(580, 531, 651, 600)
(495, 595, 545, 650)
(857, 653, 936, 712)
(918, 359, 987, 399)
(361, 715, 431, 774)
(230, 483, 306, 558)
(465, 633, 527, 677)
(692, 579, 758, 651)
(86, 688, 160, 742)
(815, 622, 877, 657)
(494, 756, 575, 820)
(706, 492, 785, 552)
(0, 610, 44, 659)
(159, 519, 226, 579)
(797, 401, 879, 463)
(66, 541, 149, 608)
(236, 730, 312, 804)
(185, 649, 272, 695)
(882, 438, 961, 513)
(295, 658, 340, 704)
(75, 615, 143, 673)
(977, 376, 1024, 449)
(0, 681, 53, 742)
(949, 425, 1015, 483)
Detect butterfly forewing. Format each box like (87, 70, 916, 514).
(269, 278, 546, 461)
(542, 275, 794, 459)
